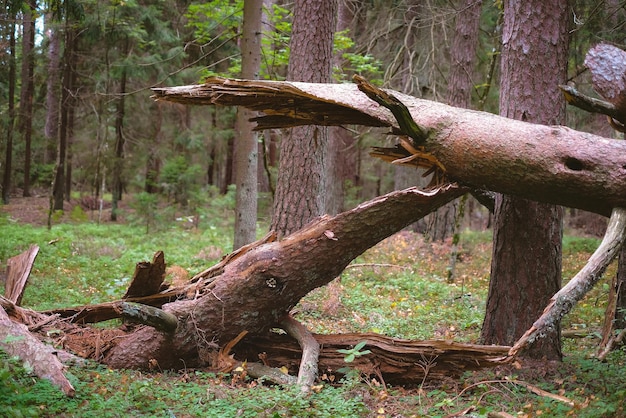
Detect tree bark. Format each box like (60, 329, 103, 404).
(2, 14, 16, 204)
(427, 0, 482, 242)
(19, 2, 36, 198)
(233, 0, 262, 249)
(482, 0, 569, 360)
(152, 78, 626, 217)
(271, 0, 337, 237)
(0, 300, 75, 396)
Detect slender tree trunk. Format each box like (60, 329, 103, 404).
(112, 40, 129, 221)
(233, 0, 262, 249)
(427, 0, 482, 242)
(271, 0, 337, 237)
(481, 0, 569, 360)
(65, 100, 75, 201)
(53, 25, 75, 210)
(20, 1, 36, 198)
(44, 17, 62, 165)
(2, 15, 16, 204)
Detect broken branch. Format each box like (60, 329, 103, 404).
(507, 207, 626, 359)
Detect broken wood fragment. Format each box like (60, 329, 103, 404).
(123, 250, 167, 298)
(0, 304, 75, 396)
(4, 245, 39, 305)
(115, 302, 178, 333)
(280, 313, 319, 393)
(237, 333, 510, 384)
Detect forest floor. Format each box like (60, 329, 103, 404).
(1, 194, 625, 417)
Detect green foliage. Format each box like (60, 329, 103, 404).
(563, 235, 600, 254)
(159, 156, 203, 207)
(69, 205, 88, 223)
(1, 218, 626, 416)
(337, 341, 371, 363)
(129, 191, 159, 233)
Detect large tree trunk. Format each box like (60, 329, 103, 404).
(152, 78, 626, 217)
(271, 0, 337, 237)
(481, 0, 569, 360)
(2, 13, 16, 204)
(101, 184, 465, 369)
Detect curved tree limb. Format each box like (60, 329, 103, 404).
(507, 207, 626, 359)
(280, 313, 319, 393)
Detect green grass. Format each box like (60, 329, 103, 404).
(1, 208, 625, 417)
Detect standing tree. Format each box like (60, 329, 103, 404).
(19, 0, 37, 198)
(233, 0, 263, 249)
(271, 0, 337, 237)
(480, 0, 569, 360)
(1, 0, 17, 204)
(427, 0, 483, 242)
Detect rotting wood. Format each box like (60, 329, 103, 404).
(0, 302, 75, 396)
(152, 77, 626, 216)
(236, 333, 510, 384)
(115, 302, 178, 333)
(123, 250, 167, 298)
(4, 244, 39, 305)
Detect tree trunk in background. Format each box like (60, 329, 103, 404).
(112, 40, 129, 222)
(271, 0, 337, 237)
(233, 0, 262, 249)
(325, 0, 355, 215)
(2, 13, 16, 204)
(45, 17, 62, 166)
(145, 104, 163, 194)
(427, 0, 482, 241)
(481, 0, 569, 360)
(53, 25, 76, 210)
(19, 1, 36, 198)
(65, 102, 75, 202)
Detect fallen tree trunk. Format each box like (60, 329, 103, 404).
(153, 77, 626, 216)
(239, 333, 510, 385)
(100, 185, 467, 369)
(0, 297, 75, 396)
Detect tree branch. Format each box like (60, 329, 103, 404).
(280, 313, 320, 393)
(507, 207, 626, 359)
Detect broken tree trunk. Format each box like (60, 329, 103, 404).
(100, 185, 467, 369)
(4, 244, 39, 305)
(152, 77, 626, 217)
(0, 297, 75, 396)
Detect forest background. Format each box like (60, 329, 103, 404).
(0, 0, 620, 235)
(2, 0, 626, 416)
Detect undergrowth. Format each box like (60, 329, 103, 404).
(1, 205, 625, 417)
